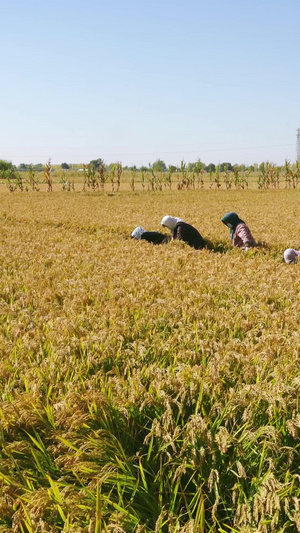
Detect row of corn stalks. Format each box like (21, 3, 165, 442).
(4, 160, 300, 192)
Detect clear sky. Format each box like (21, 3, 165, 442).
(1, 0, 300, 167)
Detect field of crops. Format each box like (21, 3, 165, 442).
(0, 187, 300, 532)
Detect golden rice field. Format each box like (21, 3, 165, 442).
(0, 188, 300, 532)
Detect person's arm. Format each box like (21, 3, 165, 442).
(234, 224, 256, 248)
(232, 226, 244, 247)
(172, 224, 181, 240)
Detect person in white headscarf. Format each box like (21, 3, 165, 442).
(283, 248, 300, 263)
(161, 216, 185, 229)
(161, 215, 206, 249)
(131, 226, 170, 245)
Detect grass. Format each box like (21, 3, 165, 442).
(0, 188, 300, 531)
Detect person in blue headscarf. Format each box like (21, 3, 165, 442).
(221, 212, 256, 250)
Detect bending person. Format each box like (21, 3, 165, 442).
(221, 212, 256, 250)
(283, 248, 300, 263)
(131, 226, 170, 245)
(161, 215, 206, 249)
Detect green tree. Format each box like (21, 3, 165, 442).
(219, 162, 233, 172)
(0, 160, 18, 180)
(0, 160, 14, 172)
(61, 162, 70, 170)
(33, 164, 44, 172)
(18, 163, 29, 171)
(187, 159, 204, 172)
(152, 159, 167, 172)
(205, 163, 216, 172)
(89, 158, 104, 169)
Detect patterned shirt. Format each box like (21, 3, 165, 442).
(233, 223, 256, 248)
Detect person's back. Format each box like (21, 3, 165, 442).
(141, 231, 170, 245)
(131, 226, 170, 245)
(173, 221, 206, 249)
(232, 222, 256, 249)
(161, 215, 206, 249)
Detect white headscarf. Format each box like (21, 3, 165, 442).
(283, 248, 300, 263)
(161, 215, 184, 230)
(131, 226, 146, 239)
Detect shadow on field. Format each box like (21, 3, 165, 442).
(206, 239, 279, 258)
(205, 240, 232, 253)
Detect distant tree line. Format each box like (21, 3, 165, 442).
(122, 158, 256, 173)
(17, 163, 45, 172)
(0, 158, 263, 176)
(0, 160, 21, 180)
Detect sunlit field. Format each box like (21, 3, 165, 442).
(1, 187, 300, 532)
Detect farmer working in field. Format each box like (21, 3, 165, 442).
(161, 215, 206, 249)
(131, 226, 170, 245)
(221, 212, 256, 250)
(283, 248, 300, 263)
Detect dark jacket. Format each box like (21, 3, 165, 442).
(173, 222, 206, 249)
(141, 231, 170, 245)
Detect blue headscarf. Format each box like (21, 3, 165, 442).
(221, 212, 245, 240)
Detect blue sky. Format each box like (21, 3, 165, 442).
(1, 0, 300, 167)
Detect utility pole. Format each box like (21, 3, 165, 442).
(297, 128, 300, 161)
